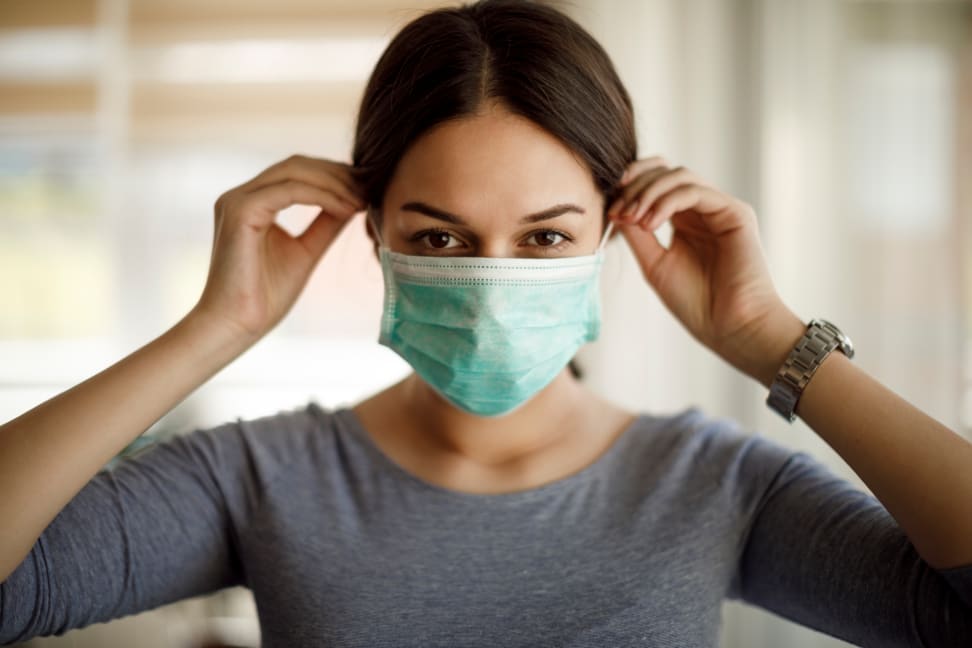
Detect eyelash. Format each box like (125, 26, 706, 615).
(526, 229, 573, 252)
(409, 228, 575, 253)
(409, 228, 459, 249)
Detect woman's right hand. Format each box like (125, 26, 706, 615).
(191, 155, 365, 341)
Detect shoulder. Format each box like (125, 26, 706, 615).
(123, 400, 345, 491)
(164, 399, 332, 450)
(622, 406, 804, 497)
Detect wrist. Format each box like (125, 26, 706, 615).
(181, 306, 263, 359)
(755, 315, 807, 389)
(722, 309, 806, 389)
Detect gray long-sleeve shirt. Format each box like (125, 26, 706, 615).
(2, 403, 971, 647)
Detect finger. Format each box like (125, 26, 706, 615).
(609, 165, 670, 219)
(241, 155, 364, 207)
(642, 184, 747, 236)
(619, 156, 669, 186)
(229, 180, 359, 230)
(246, 155, 360, 197)
(619, 222, 668, 284)
(297, 208, 353, 260)
(631, 167, 698, 224)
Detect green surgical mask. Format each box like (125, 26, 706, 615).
(376, 220, 613, 417)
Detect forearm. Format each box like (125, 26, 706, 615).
(0, 310, 254, 582)
(757, 317, 972, 570)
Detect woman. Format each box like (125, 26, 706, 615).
(1, 1, 970, 646)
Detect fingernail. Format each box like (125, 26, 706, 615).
(624, 199, 640, 219)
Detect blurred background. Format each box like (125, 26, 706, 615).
(0, 0, 969, 646)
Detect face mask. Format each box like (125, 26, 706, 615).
(374, 217, 613, 417)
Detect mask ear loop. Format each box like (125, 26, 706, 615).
(367, 208, 386, 248)
(597, 220, 615, 253)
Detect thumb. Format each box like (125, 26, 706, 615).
(619, 222, 667, 284)
(298, 209, 355, 261)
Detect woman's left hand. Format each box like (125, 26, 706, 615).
(607, 157, 805, 386)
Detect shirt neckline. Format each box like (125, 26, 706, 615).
(331, 405, 653, 504)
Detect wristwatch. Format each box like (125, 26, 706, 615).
(766, 318, 854, 423)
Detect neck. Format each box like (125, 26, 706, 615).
(398, 368, 591, 466)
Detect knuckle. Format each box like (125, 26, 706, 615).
(269, 154, 302, 173)
(284, 179, 317, 203)
(214, 190, 235, 214)
(665, 185, 693, 203)
(666, 167, 692, 184)
(222, 193, 244, 216)
(661, 186, 684, 201)
(284, 179, 306, 194)
(738, 200, 757, 219)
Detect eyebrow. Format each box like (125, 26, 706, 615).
(400, 201, 585, 225)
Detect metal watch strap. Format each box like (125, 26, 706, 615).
(766, 319, 853, 423)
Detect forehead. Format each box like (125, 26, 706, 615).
(384, 105, 601, 214)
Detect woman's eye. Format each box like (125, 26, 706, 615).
(416, 229, 461, 249)
(527, 230, 567, 247)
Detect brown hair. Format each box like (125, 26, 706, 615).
(351, 0, 637, 224)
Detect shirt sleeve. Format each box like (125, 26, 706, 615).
(728, 447, 972, 647)
(0, 418, 262, 645)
